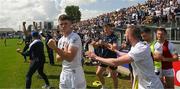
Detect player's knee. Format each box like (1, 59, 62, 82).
(38, 71, 44, 76)
(96, 71, 102, 77)
(111, 73, 117, 79)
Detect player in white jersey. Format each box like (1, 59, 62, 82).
(48, 14, 86, 89)
(86, 25, 163, 89)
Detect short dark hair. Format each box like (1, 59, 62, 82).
(140, 27, 151, 34)
(58, 14, 73, 22)
(156, 27, 167, 34)
(127, 25, 142, 39)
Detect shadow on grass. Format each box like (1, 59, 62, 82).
(117, 74, 130, 80)
(47, 75, 60, 80)
(87, 85, 100, 89)
(84, 71, 96, 75)
(51, 64, 62, 67)
(44, 62, 62, 67)
(44, 61, 49, 63)
(49, 86, 56, 89)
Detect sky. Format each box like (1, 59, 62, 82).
(0, 0, 146, 31)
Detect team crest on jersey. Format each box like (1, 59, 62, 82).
(71, 37, 78, 43)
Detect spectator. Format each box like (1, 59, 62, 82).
(174, 4, 180, 26)
(154, 28, 178, 89)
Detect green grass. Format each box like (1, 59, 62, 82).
(0, 39, 131, 89)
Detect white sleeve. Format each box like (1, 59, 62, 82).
(168, 42, 177, 54)
(128, 47, 145, 62)
(69, 36, 81, 48)
(154, 42, 162, 54)
(58, 39, 61, 48)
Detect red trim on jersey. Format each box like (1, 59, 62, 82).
(162, 40, 173, 69)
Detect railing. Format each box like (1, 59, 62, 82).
(115, 26, 180, 43)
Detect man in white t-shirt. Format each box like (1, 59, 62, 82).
(86, 25, 163, 89)
(48, 14, 86, 89)
(155, 7, 162, 17)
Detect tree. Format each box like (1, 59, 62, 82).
(65, 5, 81, 23)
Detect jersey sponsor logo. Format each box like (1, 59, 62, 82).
(71, 37, 78, 43)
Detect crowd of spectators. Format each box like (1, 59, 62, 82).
(73, 0, 180, 33)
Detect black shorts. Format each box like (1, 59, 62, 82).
(99, 63, 117, 70)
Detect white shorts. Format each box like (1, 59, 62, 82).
(162, 68, 174, 77)
(59, 67, 86, 89)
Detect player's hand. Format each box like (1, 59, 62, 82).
(29, 60, 32, 64)
(85, 51, 97, 60)
(47, 39, 57, 50)
(107, 44, 115, 51)
(16, 48, 22, 53)
(153, 51, 163, 61)
(98, 40, 104, 46)
(33, 22, 36, 25)
(64, 44, 69, 52)
(121, 41, 127, 49)
(23, 22, 26, 25)
(56, 54, 62, 62)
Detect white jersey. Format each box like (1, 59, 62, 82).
(170, 1, 173, 6)
(155, 10, 161, 17)
(154, 41, 177, 55)
(58, 32, 86, 89)
(163, 7, 170, 15)
(128, 42, 163, 89)
(58, 32, 82, 69)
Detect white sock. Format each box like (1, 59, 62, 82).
(102, 85, 106, 88)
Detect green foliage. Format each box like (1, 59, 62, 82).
(65, 5, 81, 23)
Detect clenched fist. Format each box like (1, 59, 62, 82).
(16, 48, 22, 54)
(85, 51, 97, 60)
(48, 39, 57, 50)
(23, 22, 26, 26)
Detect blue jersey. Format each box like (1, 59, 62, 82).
(29, 39, 45, 62)
(101, 33, 118, 58)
